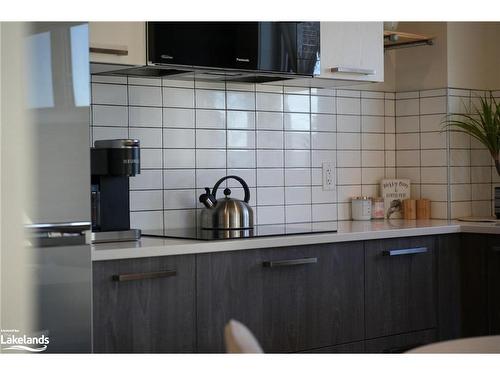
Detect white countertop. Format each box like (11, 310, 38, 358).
(91, 219, 499, 261)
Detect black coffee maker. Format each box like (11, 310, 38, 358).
(90, 139, 141, 243)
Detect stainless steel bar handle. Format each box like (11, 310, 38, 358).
(383, 247, 428, 256)
(112, 269, 177, 282)
(90, 47, 129, 56)
(262, 257, 318, 268)
(330, 67, 376, 75)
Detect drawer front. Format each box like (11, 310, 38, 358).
(196, 242, 365, 353)
(365, 329, 437, 353)
(93, 255, 196, 353)
(365, 236, 437, 338)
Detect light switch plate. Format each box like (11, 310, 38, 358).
(322, 161, 336, 191)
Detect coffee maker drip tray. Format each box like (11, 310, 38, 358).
(142, 222, 338, 241)
(89, 229, 141, 243)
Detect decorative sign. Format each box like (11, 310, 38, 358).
(380, 179, 411, 219)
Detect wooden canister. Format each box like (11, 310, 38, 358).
(403, 199, 417, 220)
(416, 199, 431, 219)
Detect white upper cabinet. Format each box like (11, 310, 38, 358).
(89, 22, 146, 66)
(318, 22, 384, 82)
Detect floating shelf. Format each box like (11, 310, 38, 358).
(384, 30, 435, 50)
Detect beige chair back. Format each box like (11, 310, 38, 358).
(224, 319, 264, 353)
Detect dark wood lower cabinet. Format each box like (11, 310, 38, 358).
(196, 242, 365, 353)
(364, 329, 436, 353)
(365, 236, 437, 339)
(438, 234, 500, 339)
(91, 233, 498, 353)
(486, 235, 500, 334)
(93, 255, 196, 353)
(437, 234, 463, 341)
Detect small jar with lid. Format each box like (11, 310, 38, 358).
(371, 197, 385, 219)
(351, 197, 372, 221)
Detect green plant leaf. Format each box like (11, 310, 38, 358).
(442, 94, 500, 163)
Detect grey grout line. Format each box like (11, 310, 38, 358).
(160, 78, 165, 234)
(193, 78, 198, 228)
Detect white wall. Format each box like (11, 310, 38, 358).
(395, 22, 448, 92)
(0, 22, 35, 342)
(447, 22, 500, 90)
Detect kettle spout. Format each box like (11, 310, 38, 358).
(199, 187, 217, 208)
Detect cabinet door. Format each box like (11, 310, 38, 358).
(196, 242, 364, 353)
(487, 235, 500, 334)
(365, 236, 436, 339)
(89, 22, 146, 66)
(365, 329, 436, 353)
(319, 22, 383, 82)
(459, 234, 489, 337)
(437, 234, 463, 341)
(93, 255, 196, 353)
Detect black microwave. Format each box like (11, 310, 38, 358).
(147, 22, 320, 78)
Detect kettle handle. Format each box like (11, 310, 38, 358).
(212, 175, 250, 203)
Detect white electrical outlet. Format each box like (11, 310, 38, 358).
(322, 161, 336, 191)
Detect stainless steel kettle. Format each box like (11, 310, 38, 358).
(199, 175, 254, 230)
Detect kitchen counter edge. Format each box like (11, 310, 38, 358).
(92, 220, 499, 261)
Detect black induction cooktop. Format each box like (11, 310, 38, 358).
(142, 222, 338, 241)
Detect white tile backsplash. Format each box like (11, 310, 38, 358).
(227, 150, 256, 169)
(227, 111, 255, 129)
(92, 126, 128, 143)
(285, 132, 311, 150)
(164, 128, 195, 149)
(311, 96, 335, 114)
(361, 99, 384, 116)
(91, 83, 127, 105)
(130, 127, 162, 148)
(163, 169, 196, 189)
(195, 109, 226, 129)
(130, 170, 162, 190)
(227, 130, 255, 149)
(164, 189, 196, 209)
(93, 105, 128, 127)
(129, 85, 162, 107)
(164, 149, 196, 169)
(195, 149, 226, 169)
(311, 114, 336, 132)
(227, 91, 255, 110)
(163, 108, 195, 128)
(337, 97, 360, 115)
(337, 115, 361, 132)
(257, 150, 283, 168)
(196, 129, 226, 149)
(130, 190, 163, 211)
(130, 106, 162, 127)
(196, 89, 226, 109)
(284, 94, 310, 112)
(92, 78, 497, 227)
(256, 187, 285, 206)
(284, 113, 310, 131)
(256, 93, 283, 112)
(256, 111, 283, 130)
(162, 87, 195, 108)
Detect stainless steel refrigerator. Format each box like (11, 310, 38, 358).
(24, 22, 92, 353)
